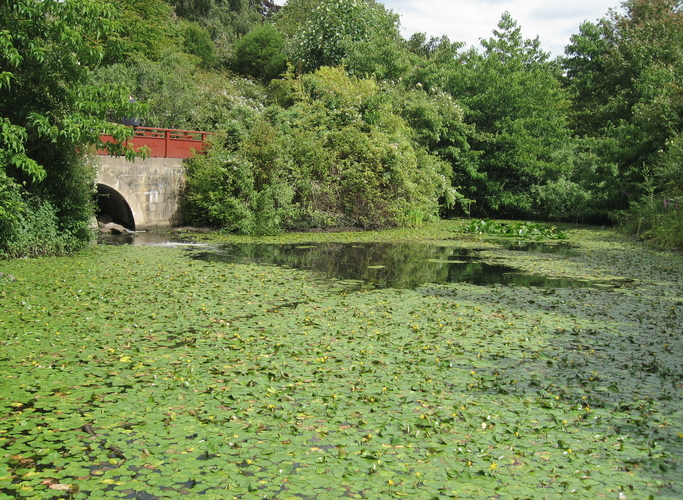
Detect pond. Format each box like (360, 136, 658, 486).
(191, 241, 618, 290)
(2, 223, 681, 499)
(101, 233, 622, 290)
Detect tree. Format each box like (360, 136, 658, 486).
(448, 13, 575, 218)
(341, 33, 412, 82)
(101, 0, 182, 63)
(564, 0, 683, 241)
(272, 0, 324, 39)
(168, 0, 215, 19)
(401, 34, 463, 91)
(229, 24, 287, 81)
(275, 0, 409, 81)
(1, 0, 142, 257)
(181, 21, 218, 68)
(168, 0, 280, 65)
(169, 0, 279, 21)
(285, 0, 401, 72)
(565, 0, 683, 193)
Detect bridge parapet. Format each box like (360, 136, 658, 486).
(99, 127, 214, 159)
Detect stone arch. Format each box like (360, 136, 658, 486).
(96, 156, 186, 229)
(96, 184, 135, 230)
(96, 170, 146, 229)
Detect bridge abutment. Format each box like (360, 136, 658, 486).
(96, 156, 186, 230)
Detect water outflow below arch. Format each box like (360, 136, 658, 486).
(96, 183, 136, 229)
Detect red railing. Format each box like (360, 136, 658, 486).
(98, 127, 215, 159)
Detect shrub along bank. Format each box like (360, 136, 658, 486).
(182, 68, 461, 234)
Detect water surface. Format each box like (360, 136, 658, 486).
(191, 242, 610, 290)
(100, 233, 620, 290)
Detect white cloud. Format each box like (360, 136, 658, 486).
(382, 0, 622, 56)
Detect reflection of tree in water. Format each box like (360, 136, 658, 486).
(195, 242, 594, 290)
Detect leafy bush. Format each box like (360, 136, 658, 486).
(183, 128, 300, 235)
(91, 59, 267, 131)
(229, 24, 287, 81)
(183, 67, 460, 234)
(615, 193, 683, 249)
(614, 134, 683, 249)
(181, 21, 217, 68)
(531, 176, 593, 221)
(460, 219, 568, 240)
(1, 150, 97, 259)
(0, 172, 84, 259)
(0, 199, 63, 259)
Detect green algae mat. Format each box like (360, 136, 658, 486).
(1, 223, 682, 499)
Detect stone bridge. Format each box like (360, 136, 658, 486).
(96, 127, 212, 230)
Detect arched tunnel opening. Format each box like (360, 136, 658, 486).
(96, 184, 136, 230)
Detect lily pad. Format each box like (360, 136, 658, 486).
(1, 221, 682, 499)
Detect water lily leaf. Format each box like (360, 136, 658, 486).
(1, 225, 682, 498)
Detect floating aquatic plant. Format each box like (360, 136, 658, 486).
(0, 223, 681, 499)
(460, 219, 568, 240)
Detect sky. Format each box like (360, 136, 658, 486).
(378, 0, 624, 57)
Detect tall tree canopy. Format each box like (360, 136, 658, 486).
(564, 0, 683, 201)
(284, 0, 401, 72)
(564, 0, 683, 243)
(101, 0, 181, 63)
(1, 0, 142, 257)
(448, 13, 574, 217)
(168, 0, 279, 64)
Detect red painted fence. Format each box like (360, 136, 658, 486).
(99, 127, 215, 159)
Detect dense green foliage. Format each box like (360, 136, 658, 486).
(288, 0, 401, 72)
(564, 0, 683, 246)
(0, 0, 144, 258)
(1, 224, 682, 497)
(181, 20, 218, 68)
(167, 0, 278, 65)
(183, 67, 460, 234)
(228, 24, 287, 81)
(264, 0, 683, 245)
(91, 57, 267, 131)
(449, 14, 578, 218)
(3, 0, 683, 256)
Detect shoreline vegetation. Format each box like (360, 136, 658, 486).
(1, 221, 681, 498)
(3, 0, 683, 258)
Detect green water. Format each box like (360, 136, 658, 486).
(1, 223, 682, 499)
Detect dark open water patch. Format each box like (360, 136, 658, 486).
(189, 242, 624, 290)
